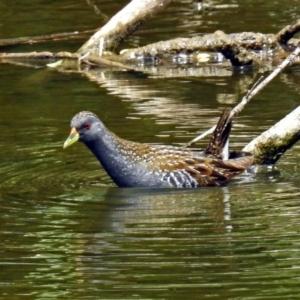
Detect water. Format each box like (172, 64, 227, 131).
(1, 0, 300, 299)
(2, 183, 300, 299)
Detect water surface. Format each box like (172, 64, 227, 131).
(1, 1, 300, 299)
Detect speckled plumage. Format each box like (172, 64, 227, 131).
(64, 110, 253, 188)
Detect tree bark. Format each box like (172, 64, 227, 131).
(243, 106, 300, 165)
(77, 0, 172, 56)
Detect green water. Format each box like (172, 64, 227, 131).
(1, 1, 300, 299)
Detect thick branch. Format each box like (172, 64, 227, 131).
(243, 107, 300, 164)
(78, 0, 172, 56)
(121, 31, 276, 66)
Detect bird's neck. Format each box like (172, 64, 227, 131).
(84, 127, 147, 186)
(85, 128, 122, 163)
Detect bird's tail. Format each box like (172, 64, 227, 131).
(205, 108, 232, 159)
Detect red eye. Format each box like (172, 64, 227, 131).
(84, 123, 91, 130)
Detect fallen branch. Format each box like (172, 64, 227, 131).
(0, 30, 94, 47)
(0, 51, 77, 59)
(243, 106, 300, 164)
(276, 19, 300, 46)
(185, 42, 300, 164)
(2, 6, 300, 69)
(78, 0, 172, 56)
(86, 54, 136, 70)
(121, 30, 275, 66)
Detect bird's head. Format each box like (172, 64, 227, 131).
(63, 111, 103, 149)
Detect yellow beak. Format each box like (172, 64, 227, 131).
(63, 127, 79, 149)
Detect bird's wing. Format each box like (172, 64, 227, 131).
(153, 154, 253, 187)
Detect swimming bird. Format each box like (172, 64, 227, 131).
(63, 109, 253, 188)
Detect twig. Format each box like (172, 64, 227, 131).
(0, 30, 94, 47)
(0, 51, 78, 59)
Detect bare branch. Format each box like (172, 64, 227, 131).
(185, 43, 300, 163)
(78, 0, 172, 56)
(121, 30, 274, 66)
(243, 106, 300, 164)
(0, 30, 94, 47)
(0, 51, 78, 59)
(276, 19, 300, 46)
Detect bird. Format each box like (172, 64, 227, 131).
(63, 109, 253, 188)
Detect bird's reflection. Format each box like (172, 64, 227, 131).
(83, 186, 237, 235)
